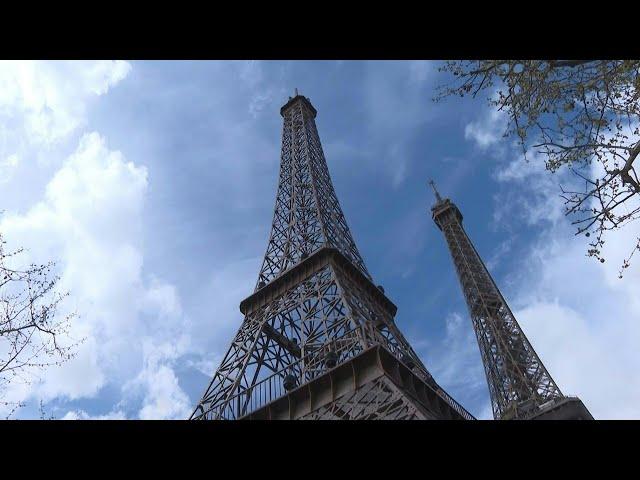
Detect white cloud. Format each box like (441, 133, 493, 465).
(510, 220, 640, 419)
(437, 313, 487, 391)
(140, 280, 183, 319)
(493, 151, 569, 228)
(62, 409, 127, 420)
(236, 60, 263, 89)
(186, 356, 220, 378)
(0, 61, 139, 418)
(2, 60, 499, 420)
(485, 237, 514, 271)
(420, 312, 491, 419)
(233, 60, 286, 120)
(464, 106, 507, 151)
(0, 153, 19, 183)
(0, 131, 191, 417)
(361, 61, 438, 189)
(390, 144, 408, 188)
(248, 91, 275, 118)
(514, 301, 639, 419)
(188, 255, 261, 356)
(0, 60, 285, 419)
(0, 60, 130, 146)
(125, 337, 192, 420)
(136, 364, 191, 420)
(408, 61, 432, 85)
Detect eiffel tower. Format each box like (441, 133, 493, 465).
(429, 181, 593, 420)
(190, 92, 474, 420)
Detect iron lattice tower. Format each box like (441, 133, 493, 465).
(189, 93, 474, 420)
(429, 181, 592, 420)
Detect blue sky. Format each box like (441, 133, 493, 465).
(0, 61, 638, 420)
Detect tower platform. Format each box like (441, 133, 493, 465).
(241, 344, 474, 420)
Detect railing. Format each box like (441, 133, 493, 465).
(208, 327, 368, 420)
(433, 386, 476, 421)
(206, 324, 475, 420)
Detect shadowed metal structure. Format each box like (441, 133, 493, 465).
(189, 93, 473, 420)
(429, 181, 593, 420)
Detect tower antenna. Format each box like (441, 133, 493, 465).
(428, 179, 443, 203)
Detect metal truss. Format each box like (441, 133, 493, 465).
(301, 376, 427, 420)
(256, 95, 369, 288)
(430, 184, 565, 420)
(190, 94, 471, 420)
(295, 345, 473, 420)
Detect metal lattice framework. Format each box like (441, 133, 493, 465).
(190, 94, 473, 420)
(301, 377, 427, 420)
(429, 182, 565, 420)
(256, 95, 369, 287)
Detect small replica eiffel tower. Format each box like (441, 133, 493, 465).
(429, 181, 593, 420)
(190, 93, 473, 420)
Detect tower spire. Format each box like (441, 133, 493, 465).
(428, 179, 443, 203)
(431, 192, 593, 420)
(190, 95, 474, 421)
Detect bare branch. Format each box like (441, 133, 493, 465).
(0, 228, 80, 415)
(436, 60, 640, 275)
